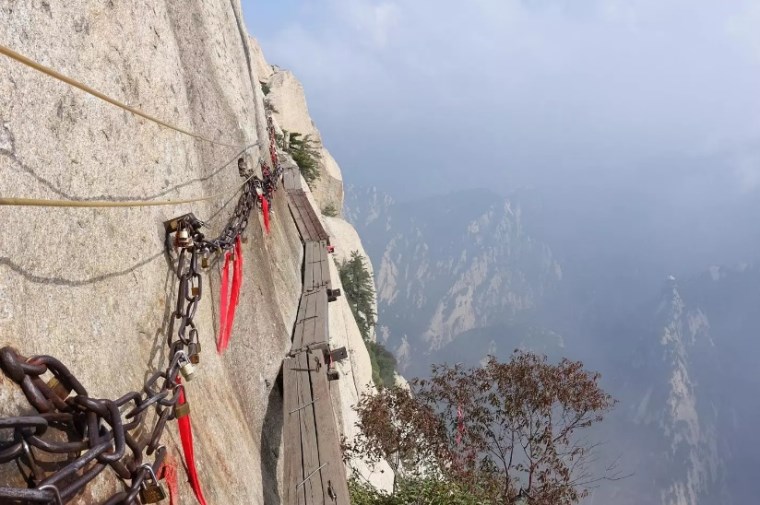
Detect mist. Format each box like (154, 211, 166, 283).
(244, 2, 760, 503)
(246, 0, 760, 274)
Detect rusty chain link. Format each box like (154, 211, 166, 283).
(0, 119, 285, 504)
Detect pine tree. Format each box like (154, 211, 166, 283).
(339, 251, 376, 340)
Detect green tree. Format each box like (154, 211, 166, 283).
(322, 202, 339, 217)
(281, 130, 321, 186)
(339, 251, 376, 340)
(366, 341, 398, 388)
(349, 477, 487, 505)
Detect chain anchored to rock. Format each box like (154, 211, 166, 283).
(0, 117, 285, 504)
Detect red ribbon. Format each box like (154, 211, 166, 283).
(260, 195, 270, 234)
(176, 380, 208, 505)
(217, 236, 244, 354)
(217, 251, 231, 353)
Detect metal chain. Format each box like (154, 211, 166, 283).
(0, 119, 284, 504)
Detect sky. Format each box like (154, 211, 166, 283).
(243, 0, 760, 192)
(242, 0, 760, 269)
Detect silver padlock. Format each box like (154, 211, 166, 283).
(176, 351, 196, 381)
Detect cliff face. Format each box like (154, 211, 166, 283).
(346, 186, 563, 375)
(254, 43, 344, 215)
(0, 2, 379, 503)
(0, 5, 392, 501)
(249, 40, 394, 491)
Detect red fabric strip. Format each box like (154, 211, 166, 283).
(176, 381, 208, 505)
(220, 236, 243, 351)
(217, 251, 231, 354)
(260, 195, 270, 234)
(160, 454, 179, 505)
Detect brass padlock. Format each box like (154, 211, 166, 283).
(175, 401, 191, 419)
(139, 464, 167, 503)
(201, 252, 210, 269)
(174, 228, 192, 249)
(46, 377, 71, 400)
(188, 342, 201, 365)
(176, 351, 195, 382)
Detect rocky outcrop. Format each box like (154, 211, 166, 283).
(347, 186, 563, 375)
(253, 45, 344, 214)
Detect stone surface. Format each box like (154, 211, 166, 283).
(327, 252, 395, 493)
(259, 53, 344, 214)
(325, 215, 378, 341)
(0, 2, 302, 503)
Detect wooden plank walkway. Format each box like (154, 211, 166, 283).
(286, 189, 331, 245)
(282, 177, 348, 505)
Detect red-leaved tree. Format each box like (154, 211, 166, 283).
(346, 351, 618, 504)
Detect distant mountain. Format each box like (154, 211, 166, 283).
(348, 185, 760, 504)
(591, 265, 760, 505)
(346, 186, 563, 376)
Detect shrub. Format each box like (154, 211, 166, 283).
(281, 130, 321, 186)
(347, 353, 618, 504)
(366, 341, 397, 388)
(322, 202, 339, 217)
(349, 477, 487, 505)
(339, 251, 376, 340)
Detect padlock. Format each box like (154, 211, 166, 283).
(139, 465, 167, 504)
(174, 228, 192, 249)
(176, 351, 196, 382)
(46, 376, 71, 400)
(188, 342, 201, 365)
(201, 252, 210, 269)
(175, 401, 191, 419)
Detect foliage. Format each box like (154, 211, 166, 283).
(281, 130, 321, 186)
(264, 98, 278, 113)
(346, 352, 617, 504)
(260, 80, 271, 95)
(366, 341, 398, 388)
(322, 202, 339, 217)
(339, 251, 376, 340)
(349, 477, 488, 505)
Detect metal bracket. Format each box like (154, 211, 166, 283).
(163, 213, 201, 234)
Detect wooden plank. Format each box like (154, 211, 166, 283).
(302, 196, 324, 242)
(292, 288, 310, 349)
(283, 357, 305, 505)
(304, 240, 315, 293)
(296, 195, 315, 242)
(314, 287, 328, 347)
(311, 242, 322, 292)
(310, 350, 351, 505)
(297, 350, 323, 503)
(301, 280, 319, 347)
(287, 198, 308, 243)
(318, 241, 331, 290)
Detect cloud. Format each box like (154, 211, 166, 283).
(246, 0, 760, 197)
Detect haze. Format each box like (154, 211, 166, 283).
(245, 0, 760, 274)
